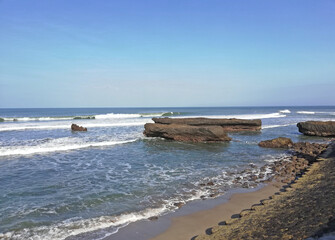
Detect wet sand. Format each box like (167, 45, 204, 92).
(106, 183, 282, 240)
(150, 183, 282, 240)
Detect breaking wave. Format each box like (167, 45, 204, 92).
(296, 111, 335, 116)
(262, 124, 294, 129)
(0, 120, 152, 132)
(0, 116, 96, 122)
(0, 206, 169, 240)
(296, 111, 315, 115)
(179, 112, 286, 120)
(0, 112, 182, 122)
(0, 138, 137, 157)
(279, 109, 291, 113)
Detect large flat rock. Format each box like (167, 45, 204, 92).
(152, 118, 261, 132)
(144, 123, 232, 142)
(297, 121, 335, 137)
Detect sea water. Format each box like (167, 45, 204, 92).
(0, 107, 334, 239)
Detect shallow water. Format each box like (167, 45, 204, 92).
(0, 106, 334, 239)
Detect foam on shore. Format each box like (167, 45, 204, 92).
(0, 120, 151, 132)
(0, 152, 287, 240)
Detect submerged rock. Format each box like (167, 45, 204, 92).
(258, 137, 293, 148)
(297, 121, 335, 137)
(144, 123, 231, 142)
(71, 124, 87, 132)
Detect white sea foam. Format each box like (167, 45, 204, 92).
(0, 116, 95, 122)
(296, 111, 335, 115)
(176, 112, 286, 120)
(0, 182, 228, 240)
(296, 111, 315, 115)
(0, 149, 287, 240)
(0, 120, 152, 132)
(95, 112, 176, 119)
(0, 138, 137, 157)
(1, 206, 169, 240)
(94, 113, 141, 119)
(262, 123, 294, 129)
(279, 109, 291, 113)
(0, 186, 213, 240)
(0, 112, 172, 122)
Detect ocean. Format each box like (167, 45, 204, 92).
(0, 106, 334, 240)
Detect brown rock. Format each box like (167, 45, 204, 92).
(71, 124, 87, 131)
(297, 121, 335, 137)
(258, 137, 293, 149)
(143, 123, 231, 142)
(152, 117, 262, 132)
(206, 181, 215, 186)
(173, 202, 184, 208)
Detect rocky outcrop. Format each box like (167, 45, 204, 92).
(258, 137, 293, 148)
(71, 124, 87, 131)
(144, 123, 231, 142)
(297, 121, 335, 137)
(195, 142, 333, 240)
(152, 118, 261, 132)
(144, 117, 261, 142)
(292, 141, 328, 163)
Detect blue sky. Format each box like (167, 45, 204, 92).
(0, 0, 334, 107)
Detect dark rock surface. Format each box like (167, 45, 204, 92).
(152, 118, 261, 132)
(297, 121, 335, 137)
(144, 117, 262, 142)
(144, 123, 231, 142)
(258, 137, 293, 149)
(71, 124, 87, 131)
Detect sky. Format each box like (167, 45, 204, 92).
(0, 0, 334, 108)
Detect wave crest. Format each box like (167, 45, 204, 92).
(279, 109, 291, 113)
(0, 112, 183, 122)
(0, 138, 137, 157)
(296, 111, 315, 115)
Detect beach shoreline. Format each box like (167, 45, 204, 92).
(105, 141, 331, 240)
(103, 182, 282, 240)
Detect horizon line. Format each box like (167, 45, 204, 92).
(0, 105, 335, 109)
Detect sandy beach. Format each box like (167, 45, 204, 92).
(150, 183, 282, 240)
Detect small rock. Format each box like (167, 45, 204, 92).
(173, 202, 184, 208)
(71, 124, 87, 131)
(207, 181, 215, 186)
(258, 137, 293, 148)
(148, 216, 158, 221)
